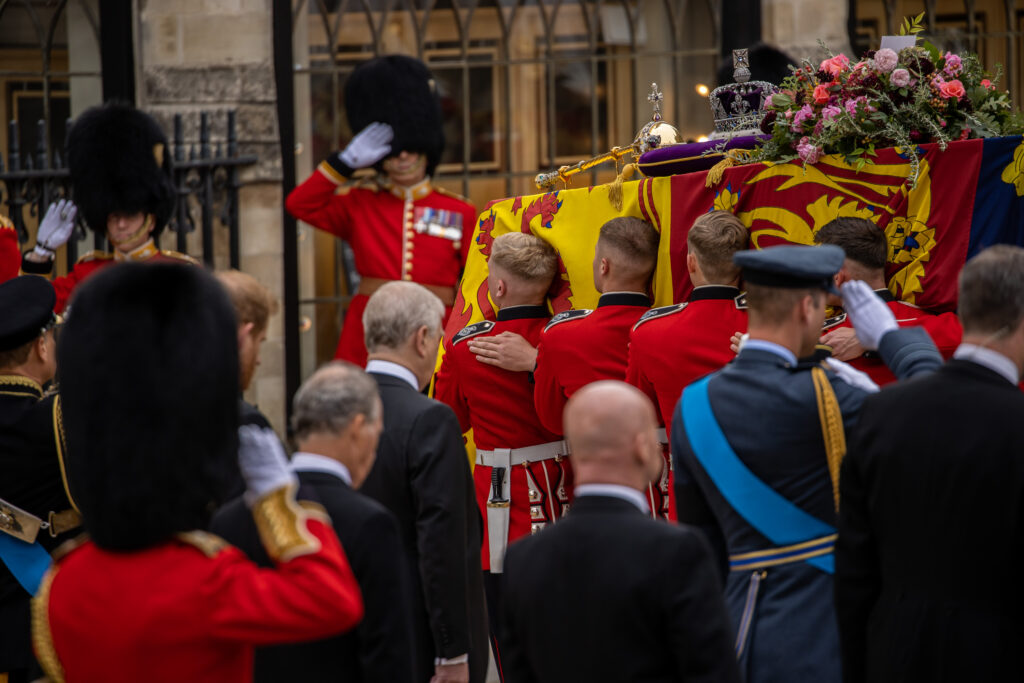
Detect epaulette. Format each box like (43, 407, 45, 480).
(433, 185, 471, 204)
(298, 500, 332, 525)
(544, 308, 592, 331)
(453, 320, 495, 345)
(160, 250, 200, 266)
(734, 292, 748, 310)
(176, 530, 230, 558)
(822, 312, 847, 330)
(633, 303, 687, 331)
(76, 250, 113, 265)
(335, 176, 381, 196)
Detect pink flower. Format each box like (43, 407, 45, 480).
(959, 127, 970, 140)
(939, 79, 965, 99)
(813, 83, 831, 105)
(819, 54, 851, 77)
(791, 104, 814, 132)
(930, 74, 946, 90)
(890, 68, 911, 88)
(845, 98, 860, 116)
(797, 137, 822, 164)
(873, 48, 899, 73)
(853, 60, 868, 71)
(943, 52, 963, 76)
(981, 78, 993, 89)
(764, 94, 775, 109)
(822, 105, 842, 121)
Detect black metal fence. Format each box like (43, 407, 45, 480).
(0, 110, 256, 271)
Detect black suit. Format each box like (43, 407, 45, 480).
(361, 371, 489, 683)
(500, 494, 741, 683)
(836, 359, 1024, 683)
(211, 468, 416, 683)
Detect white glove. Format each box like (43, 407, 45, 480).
(840, 280, 897, 350)
(238, 424, 297, 507)
(33, 199, 77, 258)
(825, 357, 880, 393)
(338, 122, 394, 169)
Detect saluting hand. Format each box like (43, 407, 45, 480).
(840, 280, 898, 351)
(238, 425, 297, 507)
(339, 122, 394, 169)
(30, 198, 78, 261)
(468, 332, 538, 372)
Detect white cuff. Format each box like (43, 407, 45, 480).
(435, 654, 469, 666)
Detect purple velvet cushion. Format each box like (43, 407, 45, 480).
(638, 135, 766, 177)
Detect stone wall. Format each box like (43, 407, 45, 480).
(762, 0, 852, 64)
(136, 0, 288, 434)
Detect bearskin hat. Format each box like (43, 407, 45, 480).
(344, 55, 445, 176)
(57, 263, 239, 550)
(65, 102, 176, 239)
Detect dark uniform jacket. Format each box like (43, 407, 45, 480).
(671, 327, 941, 683)
(211, 468, 417, 683)
(836, 357, 1024, 683)
(0, 376, 78, 673)
(361, 371, 489, 683)
(499, 494, 741, 683)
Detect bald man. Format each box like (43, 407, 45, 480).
(498, 381, 740, 683)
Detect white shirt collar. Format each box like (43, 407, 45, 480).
(742, 339, 798, 367)
(954, 344, 1020, 385)
(290, 452, 352, 486)
(574, 484, 650, 514)
(365, 359, 420, 390)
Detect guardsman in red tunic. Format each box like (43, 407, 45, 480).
(286, 56, 476, 366)
(19, 104, 196, 314)
(0, 215, 18, 284)
(626, 210, 750, 437)
(434, 233, 566, 680)
(815, 217, 962, 385)
(32, 263, 364, 683)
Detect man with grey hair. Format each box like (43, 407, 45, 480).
(212, 362, 416, 683)
(358, 281, 488, 683)
(836, 244, 1024, 683)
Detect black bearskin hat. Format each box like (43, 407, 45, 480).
(58, 263, 239, 550)
(717, 43, 797, 86)
(344, 55, 445, 176)
(66, 102, 176, 239)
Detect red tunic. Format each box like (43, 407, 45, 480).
(626, 286, 748, 436)
(35, 520, 363, 683)
(824, 289, 962, 385)
(43, 240, 199, 314)
(0, 217, 18, 284)
(285, 161, 477, 365)
(434, 305, 570, 570)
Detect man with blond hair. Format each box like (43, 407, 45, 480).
(435, 232, 566, 679)
(627, 210, 749, 438)
(359, 281, 488, 683)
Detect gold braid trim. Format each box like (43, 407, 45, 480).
(31, 568, 66, 683)
(251, 484, 322, 562)
(52, 397, 80, 514)
(811, 366, 847, 512)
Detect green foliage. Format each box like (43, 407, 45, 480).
(899, 12, 926, 36)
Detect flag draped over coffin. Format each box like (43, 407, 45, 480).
(445, 135, 1024, 341)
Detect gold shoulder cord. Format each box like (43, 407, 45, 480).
(811, 366, 847, 512)
(31, 568, 66, 683)
(52, 397, 81, 514)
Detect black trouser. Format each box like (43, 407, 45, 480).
(482, 570, 506, 683)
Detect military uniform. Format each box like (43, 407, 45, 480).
(671, 246, 944, 683)
(822, 289, 962, 385)
(626, 285, 748, 435)
(0, 217, 18, 284)
(533, 292, 675, 519)
(0, 277, 80, 681)
(37, 240, 198, 314)
(287, 160, 476, 366)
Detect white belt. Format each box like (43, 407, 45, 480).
(476, 440, 568, 467)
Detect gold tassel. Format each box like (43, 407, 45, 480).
(704, 156, 736, 188)
(607, 163, 637, 211)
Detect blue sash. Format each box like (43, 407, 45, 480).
(0, 533, 51, 595)
(681, 376, 835, 574)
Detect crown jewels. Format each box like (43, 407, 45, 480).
(709, 49, 776, 139)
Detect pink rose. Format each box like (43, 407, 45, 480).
(822, 105, 842, 121)
(791, 104, 814, 132)
(845, 98, 859, 116)
(813, 83, 831, 105)
(890, 68, 911, 88)
(764, 93, 775, 109)
(943, 52, 963, 76)
(797, 137, 822, 164)
(819, 54, 850, 77)
(853, 60, 868, 71)
(873, 48, 899, 73)
(981, 78, 993, 89)
(939, 79, 965, 99)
